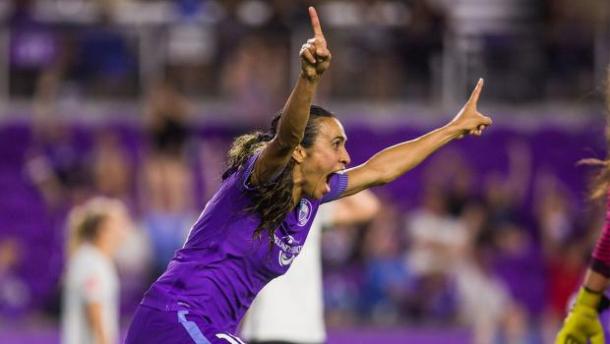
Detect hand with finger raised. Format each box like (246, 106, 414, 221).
(449, 78, 493, 139)
(300, 7, 332, 82)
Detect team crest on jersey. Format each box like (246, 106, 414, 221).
(273, 234, 302, 267)
(297, 199, 313, 226)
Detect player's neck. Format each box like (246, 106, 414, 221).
(93, 238, 114, 258)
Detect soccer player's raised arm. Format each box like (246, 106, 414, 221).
(252, 7, 332, 185)
(341, 79, 492, 197)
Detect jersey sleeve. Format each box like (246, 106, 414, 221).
(240, 152, 288, 191)
(321, 172, 349, 204)
(78, 263, 106, 303)
(591, 194, 610, 277)
(240, 153, 260, 192)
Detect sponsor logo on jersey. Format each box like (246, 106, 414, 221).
(273, 234, 302, 267)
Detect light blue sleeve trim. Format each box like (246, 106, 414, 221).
(177, 310, 211, 344)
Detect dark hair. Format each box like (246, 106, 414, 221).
(583, 68, 610, 201)
(223, 105, 335, 242)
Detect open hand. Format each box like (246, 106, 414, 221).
(300, 7, 331, 81)
(450, 79, 493, 138)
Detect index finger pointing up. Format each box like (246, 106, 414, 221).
(467, 78, 484, 106)
(309, 6, 325, 39)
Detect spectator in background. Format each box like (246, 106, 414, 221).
(399, 0, 446, 98)
(406, 143, 534, 337)
(400, 150, 477, 324)
(483, 141, 531, 227)
(420, 147, 476, 217)
(476, 142, 544, 339)
(75, 5, 137, 98)
(92, 128, 133, 202)
(221, 35, 289, 123)
(401, 186, 463, 323)
(543, 239, 586, 342)
(62, 197, 131, 344)
(534, 170, 587, 342)
(453, 202, 528, 344)
(544, 0, 603, 98)
(0, 238, 30, 323)
(404, 186, 466, 280)
(26, 70, 92, 210)
(91, 128, 150, 308)
(140, 80, 195, 280)
(361, 200, 411, 325)
(8, 1, 59, 98)
(96, 0, 125, 18)
(490, 221, 543, 340)
(536, 171, 575, 256)
(7, 0, 33, 23)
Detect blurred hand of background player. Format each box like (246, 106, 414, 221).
(555, 287, 605, 344)
(449, 78, 493, 138)
(300, 7, 331, 81)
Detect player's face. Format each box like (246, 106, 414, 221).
(300, 117, 350, 199)
(100, 207, 130, 253)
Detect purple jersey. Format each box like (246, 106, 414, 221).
(140, 153, 348, 334)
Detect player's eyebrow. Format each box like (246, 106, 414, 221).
(332, 135, 347, 143)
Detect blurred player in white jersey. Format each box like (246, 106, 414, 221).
(62, 197, 130, 344)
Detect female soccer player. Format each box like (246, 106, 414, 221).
(125, 6, 492, 344)
(555, 69, 610, 344)
(62, 197, 129, 344)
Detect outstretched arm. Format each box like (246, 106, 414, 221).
(341, 79, 492, 197)
(251, 7, 331, 185)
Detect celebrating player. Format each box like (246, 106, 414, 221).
(125, 6, 492, 344)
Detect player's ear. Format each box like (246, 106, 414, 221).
(292, 145, 307, 164)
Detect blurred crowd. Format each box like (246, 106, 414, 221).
(320, 144, 604, 343)
(0, 89, 605, 343)
(0, 0, 609, 115)
(0, 1, 609, 344)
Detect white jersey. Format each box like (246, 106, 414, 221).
(61, 244, 119, 344)
(240, 204, 333, 343)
